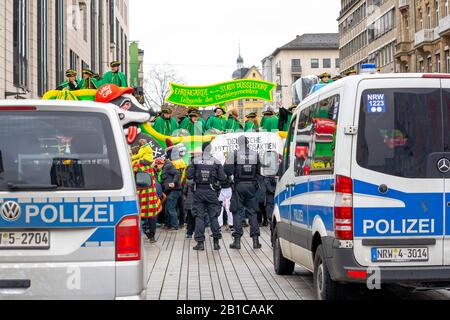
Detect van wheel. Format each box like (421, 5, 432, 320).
(314, 245, 340, 300)
(273, 227, 295, 275)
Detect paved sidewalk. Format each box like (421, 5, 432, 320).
(144, 226, 450, 301)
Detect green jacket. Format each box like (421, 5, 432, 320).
(262, 116, 279, 132)
(180, 117, 205, 130)
(244, 121, 258, 132)
(57, 79, 82, 91)
(79, 78, 100, 90)
(206, 116, 227, 132)
(185, 120, 205, 136)
(101, 71, 128, 87)
(282, 113, 293, 132)
(152, 117, 179, 136)
(226, 116, 243, 133)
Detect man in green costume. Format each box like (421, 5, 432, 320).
(185, 110, 205, 136)
(244, 113, 259, 132)
(319, 72, 334, 84)
(102, 61, 128, 87)
(79, 69, 100, 89)
(152, 106, 180, 136)
(261, 108, 279, 132)
(206, 106, 227, 134)
(226, 109, 243, 133)
(57, 69, 81, 91)
(180, 107, 205, 130)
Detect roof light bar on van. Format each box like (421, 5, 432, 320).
(422, 74, 450, 79)
(334, 175, 354, 241)
(116, 215, 141, 262)
(0, 106, 37, 111)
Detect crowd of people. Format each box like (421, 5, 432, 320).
(131, 134, 276, 252)
(57, 61, 128, 91)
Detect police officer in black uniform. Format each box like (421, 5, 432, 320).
(225, 135, 263, 250)
(186, 142, 227, 251)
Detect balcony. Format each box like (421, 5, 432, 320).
(439, 15, 450, 36)
(415, 29, 435, 47)
(291, 65, 302, 74)
(395, 41, 412, 57)
(399, 0, 409, 10)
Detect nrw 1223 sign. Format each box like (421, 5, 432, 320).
(166, 79, 277, 107)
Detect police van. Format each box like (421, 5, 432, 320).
(0, 100, 147, 300)
(272, 73, 450, 300)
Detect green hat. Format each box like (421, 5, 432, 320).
(246, 112, 257, 119)
(332, 75, 343, 81)
(345, 69, 357, 76)
(66, 69, 77, 77)
(189, 110, 200, 117)
(110, 61, 121, 67)
(319, 72, 331, 79)
(289, 105, 297, 111)
(82, 69, 94, 76)
(214, 106, 225, 113)
(161, 106, 172, 114)
(263, 110, 274, 116)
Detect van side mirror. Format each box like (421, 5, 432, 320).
(136, 172, 152, 189)
(260, 151, 280, 177)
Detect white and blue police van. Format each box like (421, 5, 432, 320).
(273, 73, 450, 300)
(0, 100, 147, 300)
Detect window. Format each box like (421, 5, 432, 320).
(13, 0, 28, 89)
(281, 115, 297, 176)
(357, 88, 443, 178)
(311, 59, 319, 68)
(56, 0, 65, 85)
(420, 12, 424, 30)
(70, 50, 79, 72)
(98, 1, 104, 75)
(308, 96, 340, 175)
(37, 0, 48, 96)
(294, 108, 312, 177)
(323, 58, 331, 68)
(109, 0, 115, 44)
(436, 0, 440, 25)
(0, 112, 123, 191)
(336, 58, 341, 68)
(436, 54, 441, 73)
(446, 0, 449, 16)
(427, 6, 432, 29)
(292, 59, 301, 72)
(446, 50, 450, 72)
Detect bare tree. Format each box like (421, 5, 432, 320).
(144, 66, 184, 110)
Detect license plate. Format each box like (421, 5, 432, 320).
(372, 247, 429, 262)
(0, 231, 50, 249)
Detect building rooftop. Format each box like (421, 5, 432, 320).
(269, 33, 339, 58)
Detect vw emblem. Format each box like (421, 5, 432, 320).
(1, 201, 21, 222)
(437, 158, 450, 174)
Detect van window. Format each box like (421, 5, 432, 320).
(357, 88, 443, 178)
(295, 107, 313, 177)
(310, 95, 340, 175)
(0, 111, 123, 191)
(280, 116, 297, 177)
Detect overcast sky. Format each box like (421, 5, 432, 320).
(130, 0, 341, 86)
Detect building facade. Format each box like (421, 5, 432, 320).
(396, 0, 450, 73)
(227, 54, 265, 121)
(338, 0, 397, 74)
(262, 33, 340, 110)
(0, 0, 129, 99)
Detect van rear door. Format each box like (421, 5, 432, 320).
(352, 78, 445, 267)
(0, 108, 133, 299)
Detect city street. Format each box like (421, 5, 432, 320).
(144, 227, 450, 301)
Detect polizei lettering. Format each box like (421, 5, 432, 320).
(25, 204, 115, 224)
(363, 219, 435, 236)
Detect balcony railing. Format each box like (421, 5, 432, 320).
(415, 29, 434, 46)
(291, 65, 302, 74)
(399, 0, 409, 10)
(439, 15, 450, 35)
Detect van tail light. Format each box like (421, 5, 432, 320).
(0, 106, 36, 111)
(334, 175, 354, 240)
(116, 215, 141, 262)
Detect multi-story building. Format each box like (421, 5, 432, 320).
(0, 0, 129, 99)
(338, 0, 397, 74)
(227, 53, 265, 121)
(262, 33, 340, 110)
(396, 0, 450, 73)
